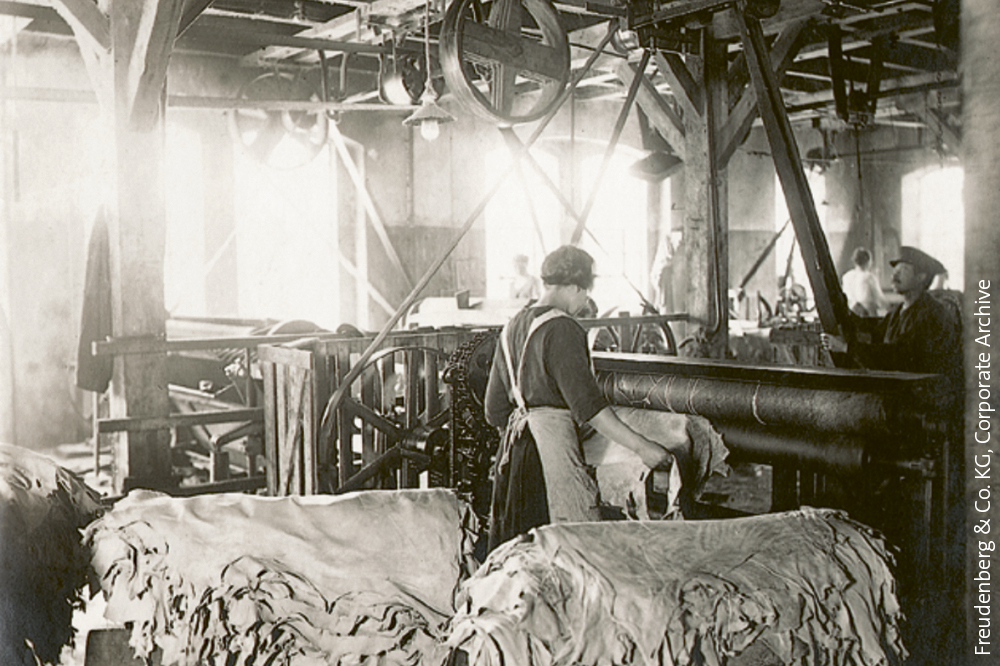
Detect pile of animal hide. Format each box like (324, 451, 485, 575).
(86, 488, 478, 666)
(0, 443, 103, 666)
(446, 507, 906, 666)
(583, 407, 730, 519)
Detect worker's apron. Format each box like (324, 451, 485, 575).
(498, 310, 602, 525)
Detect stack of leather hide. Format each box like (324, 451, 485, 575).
(0, 443, 103, 666)
(583, 407, 730, 519)
(446, 507, 906, 666)
(86, 488, 477, 666)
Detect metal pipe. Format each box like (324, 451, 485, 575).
(716, 423, 868, 473)
(598, 369, 891, 434)
(594, 353, 936, 436)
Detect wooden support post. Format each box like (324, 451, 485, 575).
(678, 49, 711, 347)
(717, 19, 809, 167)
(705, 29, 729, 357)
(96, 0, 180, 491)
(735, 2, 853, 339)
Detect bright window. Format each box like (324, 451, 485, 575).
(484, 148, 561, 299)
(232, 144, 340, 329)
(774, 170, 826, 309)
(901, 164, 963, 289)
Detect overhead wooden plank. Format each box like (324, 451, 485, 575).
(655, 51, 704, 118)
(128, 0, 186, 131)
(106, 0, 173, 491)
(897, 93, 962, 152)
(242, 11, 373, 65)
(717, 18, 809, 166)
(735, 4, 853, 339)
(177, 0, 213, 37)
(713, 0, 825, 40)
(51, 0, 110, 51)
(827, 23, 850, 121)
(614, 59, 687, 160)
(462, 20, 566, 83)
(785, 70, 960, 110)
(330, 123, 415, 290)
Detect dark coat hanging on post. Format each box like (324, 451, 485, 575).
(76, 209, 113, 393)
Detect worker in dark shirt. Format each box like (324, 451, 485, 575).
(823, 246, 962, 409)
(484, 245, 673, 550)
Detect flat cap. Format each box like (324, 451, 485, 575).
(889, 246, 946, 277)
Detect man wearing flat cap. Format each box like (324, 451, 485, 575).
(484, 245, 674, 550)
(825, 245, 962, 407)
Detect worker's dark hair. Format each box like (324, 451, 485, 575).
(851, 247, 871, 268)
(540, 245, 595, 291)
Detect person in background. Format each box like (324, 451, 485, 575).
(823, 246, 962, 410)
(841, 247, 889, 317)
(509, 253, 543, 301)
(484, 245, 674, 550)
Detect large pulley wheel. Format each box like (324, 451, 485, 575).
(321, 346, 452, 492)
(229, 72, 329, 169)
(440, 0, 570, 125)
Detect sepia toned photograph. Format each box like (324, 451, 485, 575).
(0, 1, 995, 665)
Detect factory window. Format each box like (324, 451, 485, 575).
(483, 142, 655, 313)
(774, 170, 826, 314)
(233, 143, 340, 329)
(484, 149, 561, 300)
(165, 123, 207, 316)
(901, 164, 963, 289)
(579, 147, 651, 315)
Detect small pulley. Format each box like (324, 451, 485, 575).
(229, 71, 329, 169)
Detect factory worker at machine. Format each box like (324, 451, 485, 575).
(842, 246, 889, 317)
(484, 245, 674, 550)
(823, 245, 962, 410)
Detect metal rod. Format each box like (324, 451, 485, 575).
(97, 408, 263, 434)
(318, 22, 621, 450)
(570, 47, 651, 244)
(330, 122, 415, 289)
(335, 445, 402, 494)
(716, 422, 868, 473)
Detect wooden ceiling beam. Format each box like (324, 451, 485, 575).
(50, 0, 109, 50)
(896, 92, 961, 152)
(655, 50, 704, 118)
(717, 17, 808, 166)
(126, 0, 186, 130)
(615, 58, 687, 161)
(241, 11, 373, 65)
(785, 69, 959, 109)
(177, 0, 213, 37)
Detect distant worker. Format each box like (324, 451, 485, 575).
(509, 254, 543, 301)
(841, 247, 889, 317)
(485, 245, 674, 550)
(823, 246, 961, 408)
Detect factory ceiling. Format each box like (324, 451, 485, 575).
(1, 0, 960, 133)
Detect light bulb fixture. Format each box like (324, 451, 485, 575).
(421, 118, 440, 141)
(402, 0, 454, 141)
(403, 93, 454, 141)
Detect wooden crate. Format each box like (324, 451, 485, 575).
(259, 328, 481, 496)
